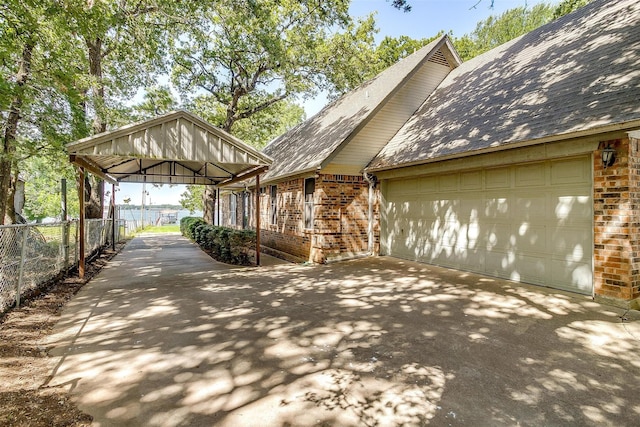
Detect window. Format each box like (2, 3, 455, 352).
(229, 193, 237, 226)
(242, 191, 250, 228)
(270, 185, 277, 225)
(304, 178, 315, 230)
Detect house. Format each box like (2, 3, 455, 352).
(219, 0, 640, 308)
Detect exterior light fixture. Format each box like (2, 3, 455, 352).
(602, 144, 616, 168)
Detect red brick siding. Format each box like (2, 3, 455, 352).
(241, 174, 379, 263)
(593, 138, 639, 302)
(312, 174, 371, 262)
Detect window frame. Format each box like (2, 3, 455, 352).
(304, 178, 315, 230)
(270, 185, 277, 225)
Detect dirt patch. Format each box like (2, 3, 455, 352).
(0, 242, 126, 426)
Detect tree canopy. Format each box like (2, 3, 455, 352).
(0, 0, 595, 223)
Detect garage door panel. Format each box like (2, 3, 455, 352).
(514, 195, 548, 220)
(515, 162, 546, 188)
(484, 223, 512, 251)
(553, 194, 592, 219)
(461, 171, 482, 190)
(550, 260, 593, 292)
(383, 155, 593, 294)
(420, 176, 438, 192)
(485, 250, 511, 279)
(551, 228, 590, 260)
(513, 253, 547, 283)
(484, 197, 511, 220)
(551, 158, 590, 184)
(439, 174, 459, 192)
(459, 197, 483, 220)
(486, 168, 511, 189)
(515, 224, 547, 253)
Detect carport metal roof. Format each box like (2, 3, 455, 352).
(67, 110, 272, 185)
(67, 110, 271, 277)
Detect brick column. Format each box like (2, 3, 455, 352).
(312, 174, 370, 263)
(593, 136, 640, 308)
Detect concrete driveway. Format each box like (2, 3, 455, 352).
(47, 233, 640, 426)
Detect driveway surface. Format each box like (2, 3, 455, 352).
(48, 233, 640, 426)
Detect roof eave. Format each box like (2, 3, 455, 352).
(366, 119, 640, 173)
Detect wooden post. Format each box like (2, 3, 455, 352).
(255, 174, 261, 266)
(78, 167, 86, 279)
(111, 183, 116, 250)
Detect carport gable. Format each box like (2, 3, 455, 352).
(67, 110, 272, 186)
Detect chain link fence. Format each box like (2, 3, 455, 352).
(0, 219, 123, 313)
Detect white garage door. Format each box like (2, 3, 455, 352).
(382, 156, 593, 294)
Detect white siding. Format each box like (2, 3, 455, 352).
(324, 57, 452, 172)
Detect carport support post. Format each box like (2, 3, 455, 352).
(256, 173, 261, 266)
(78, 167, 85, 279)
(111, 183, 116, 251)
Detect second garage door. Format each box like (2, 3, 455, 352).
(381, 156, 593, 294)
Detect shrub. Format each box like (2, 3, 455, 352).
(180, 217, 205, 240)
(181, 218, 256, 265)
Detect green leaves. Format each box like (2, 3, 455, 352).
(170, 0, 374, 133)
(453, 3, 555, 61)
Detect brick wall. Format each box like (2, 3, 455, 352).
(593, 137, 640, 307)
(311, 174, 373, 262)
(238, 174, 379, 263)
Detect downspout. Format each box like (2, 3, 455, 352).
(363, 172, 377, 255)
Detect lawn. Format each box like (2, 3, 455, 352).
(139, 224, 180, 234)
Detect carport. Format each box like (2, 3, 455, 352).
(67, 110, 272, 276)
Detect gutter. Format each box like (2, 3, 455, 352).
(363, 172, 377, 255)
(366, 119, 640, 174)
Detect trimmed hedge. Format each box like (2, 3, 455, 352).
(180, 217, 256, 265)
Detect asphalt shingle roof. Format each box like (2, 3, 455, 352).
(368, 0, 640, 171)
(262, 35, 454, 182)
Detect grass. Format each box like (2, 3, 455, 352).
(138, 224, 181, 234)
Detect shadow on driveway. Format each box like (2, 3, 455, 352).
(47, 233, 640, 426)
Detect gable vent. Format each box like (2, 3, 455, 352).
(428, 49, 450, 67)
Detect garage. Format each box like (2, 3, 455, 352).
(381, 155, 593, 294)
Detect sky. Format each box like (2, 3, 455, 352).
(116, 0, 550, 205)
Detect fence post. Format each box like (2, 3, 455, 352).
(62, 222, 69, 272)
(16, 225, 29, 308)
(61, 179, 69, 272)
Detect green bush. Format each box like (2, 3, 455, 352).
(180, 217, 205, 240)
(180, 217, 256, 265)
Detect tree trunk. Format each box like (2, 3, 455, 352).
(84, 37, 106, 219)
(0, 41, 34, 225)
(203, 186, 216, 224)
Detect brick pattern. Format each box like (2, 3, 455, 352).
(628, 137, 640, 301)
(225, 174, 380, 263)
(593, 138, 639, 302)
(311, 174, 371, 262)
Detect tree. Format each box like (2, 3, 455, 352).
(61, 0, 187, 219)
(552, 0, 592, 19)
(0, 0, 85, 224)
(389, 0, 412, 12)
(171, 0, 377, 134)
(22, 154, 79, 221)
(188, 95, 305, 149)
(171, 0, 377, 222)
(180, 185, 204, 214)
(133, 85, 178, 120)
(373, 33, 444, 73)
(453, 3, 555, 61)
